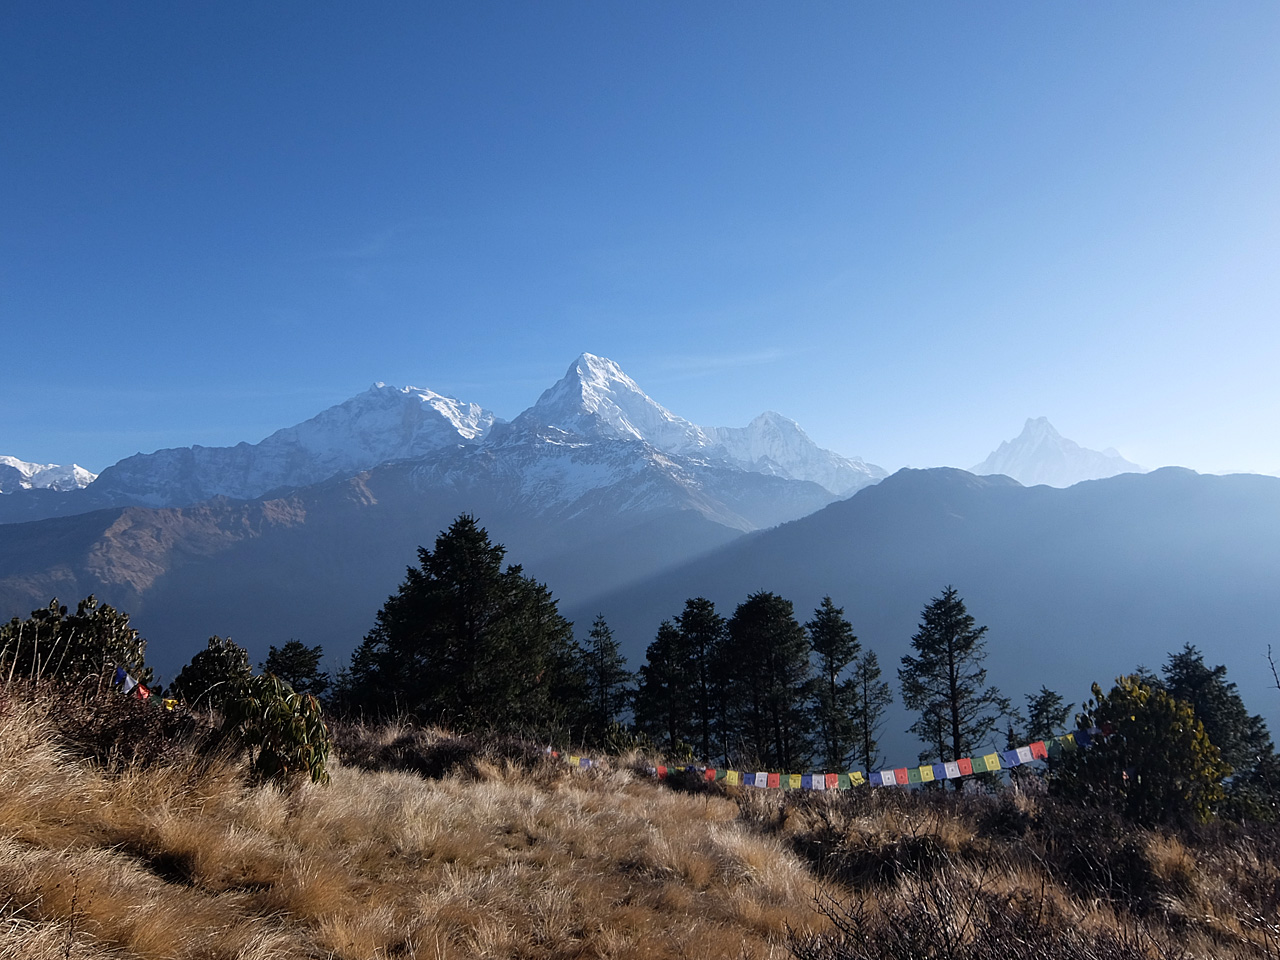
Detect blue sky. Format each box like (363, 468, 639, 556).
(4, 3, 1279, 476)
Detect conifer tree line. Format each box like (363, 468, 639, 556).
(5, 513, 1277, 820)
(633, 591, 894, 772)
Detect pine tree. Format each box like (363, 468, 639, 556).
(1023, 686, 1074, 742)
(849, 650, 893, 772)
(724, 591, 813, 770)
(347, 514, 581, 730)
(899, 586, 1008, 777)
(634, 619, 692, 752)
(806, 597, 860, 770)
(1160, 644, 1277, 819)
(676, 597, 727, 762)
(261, 639, 330, 697)
(582, 615, 633, 736)
(1160, 644, 1273, 775)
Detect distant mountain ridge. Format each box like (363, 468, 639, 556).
(0, 456, 96, 494)
(579, 465, 1280, 761)
(0, 355, 882, 672)
(972, 417, 1144, 487)
(508, 355, 885, 494)
(74, 383, 499, 509)
(0, 354, 882, 523)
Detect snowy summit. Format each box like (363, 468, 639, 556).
(971, 417, 1144, 488)
(513, 353, 884, 495)
(0, 456, 97, 494)
(0, 353, 883, 521)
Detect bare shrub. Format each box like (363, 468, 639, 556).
(788, 868, 1191, 960)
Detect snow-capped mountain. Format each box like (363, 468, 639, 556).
(971, 417, 1145, 488)
(511, 353, 714, 450)
(510, 354, 884, 495)
(0, 456, 97, 494)
(709, 412, 887, 495)
(0, 353, 881, 525)
(85, 383, 498, 507)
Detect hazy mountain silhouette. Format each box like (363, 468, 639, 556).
(576, 466, 1280, 761)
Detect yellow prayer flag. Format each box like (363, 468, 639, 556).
(789, 773, 802, 789)
(725, 770, 740, 785)
(850, 771, 865, 786)
(919, 765, 935, 782)
(983, 752, 1002, 771)
(568, 755, 580, 767)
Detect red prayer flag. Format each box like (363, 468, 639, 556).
(134, 684, 150, 700)
(957, 758, 973, 776)
(767, 772, 780, 788)
(894, 767, 909, 785)
(1030, 741, 1048, 760)
(825, 773, 839, 789)
(657, 765, 667, 779)
(704, 768, 717, 782)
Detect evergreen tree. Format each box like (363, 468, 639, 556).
(347, 514, 581, 730)
(1160, 645, 1274, 776)
(261, 639, 330, 697)
(1023, 686, 1074, 742)
(582, 615, 633, 736)
(1052, 676, 1230, 825)
(1003, 685, 1073, 748)
(0, 595, 150, 686)
(806, 597, 861, 770)
(724, 591, 813, 770)
(676, 597, 727, 762)
(1160, 644, 1277, 819)
(173, 635, 252, 707)
(899, 586, 1009, 778)
(634, 619, 692, 752)
(849, 650, 893, 772)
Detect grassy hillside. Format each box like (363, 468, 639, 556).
(2, 682, 1278, 959)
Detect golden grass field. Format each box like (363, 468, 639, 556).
(2, 683, 1278, 960)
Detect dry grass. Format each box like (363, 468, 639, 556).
(762, 786, 1280, 960)
(0, 683, 831, 959)
(6, 681, 1280, 959)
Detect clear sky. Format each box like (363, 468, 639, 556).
(4, 3, 1278, 476)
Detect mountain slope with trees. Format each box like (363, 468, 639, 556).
(583, 466, 1280, 762)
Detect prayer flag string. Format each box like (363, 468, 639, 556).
(548, 729, 1104, 791)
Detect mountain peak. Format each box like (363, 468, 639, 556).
(516, 354, 713, 449)
(0, 456, 97, 494)
(972, 418, 1144, 487)
(1022, 416, 1059, 436)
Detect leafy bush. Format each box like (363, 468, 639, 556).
(172, 635, 252, 707)
(1052, 676, 1230, 825)
(220, 673, 331, 784)
(0, 596, 150, 685)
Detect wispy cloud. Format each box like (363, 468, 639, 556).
(654, 348, 809, 378)
(302, 221, 423, 262)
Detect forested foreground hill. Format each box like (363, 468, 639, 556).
(583, 466, 1280, 759)
(4, 682, 1279, 960)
